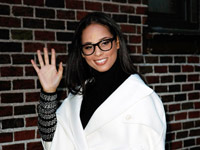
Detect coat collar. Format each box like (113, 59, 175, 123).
(84, 74, 152, 135)
(58, 74, 153, 139)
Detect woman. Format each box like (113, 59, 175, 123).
(31, 12, 166, 150)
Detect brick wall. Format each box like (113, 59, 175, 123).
(0, 0, 199, 150)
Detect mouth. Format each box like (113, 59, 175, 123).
(94, 58, 107, 65)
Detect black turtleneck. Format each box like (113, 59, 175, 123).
(80, 58, 130, 128)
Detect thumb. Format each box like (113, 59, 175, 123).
(58, 62, 63, 79)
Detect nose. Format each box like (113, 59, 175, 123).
(94, 45, 103, 56)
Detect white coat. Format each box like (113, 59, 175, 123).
(42, 74, 166, 150)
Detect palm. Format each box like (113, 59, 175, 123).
(31, 48, 63, 93)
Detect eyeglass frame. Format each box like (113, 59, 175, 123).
(81, 37, 116, 56)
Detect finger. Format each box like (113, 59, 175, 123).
(31, 59, 40, 74)
(58, 62, 63, 78)
(37, 50, 44, 67)
(51, 48, 56, 66)
(44, 47, 49, 65)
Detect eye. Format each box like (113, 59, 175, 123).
(101, 39, 110, 46)
(83, 45, 93, 50)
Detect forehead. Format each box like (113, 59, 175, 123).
(81, 23, 112, 43)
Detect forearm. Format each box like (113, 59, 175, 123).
(38, 90, 58, 141)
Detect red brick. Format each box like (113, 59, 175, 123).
(12, 54, 34, 64)
(103, 3, 119, 12)
(120, 5, 135, 13)
(195, 102, 200, 109)
(0, 106, 12, 117)
(46, 20, 65, 30)
(142, 16, 147, 24)
(26, 117, 38, 127)
(23, 18, 44, 29)
(0, 0, 21, 4)
(197, 138, 200, 144)
(129, 35, 141, 43)
(182, 84, 193, 91)
(1, 93, 23, 103)
(56, 55, 68, 64)
(154, 66, 167, 73)
(0, 54, 11, 64)
(12, 6, 33, 17)
(35, 31, 55, 41)
(66, 0, 83, 9)
(189, 111, 200, 118)
(188, 56, 199, 63)
(176, 131, 188, 139)
(188, 74, 199, 81)
(161, 95, 173, 103)
(1, 67, 23, 77)
(2, 144, 24, 150)
(57, 10, 75, 19)
(85, 1, 102, 11)
(77, 11, 89, 20)
(183, 121, 194, 129)
(189, 92, 200, 100)
(47, 43, 67, 53)
(13, 79, 35, 90)
(182, 102, 193, 110)
(146, 76, 159, 84)
(14, 130, 35, 141)
(139, 66, 153, 74)
(2, 144, 25, 150)
(161, 75, 173, 83)
(0, 16, 21, 27)
(137, 26, 142, 34)
(169, 104, 180, 112)
(120, 24, 136, 33)
(170, 141, 182, 149)
(27, 142, 43, 150)
(182, 65, 194, 72)
(136, 6, 147, 14)
(25, 66, 37, 76)
(155, 85, 167, 93)
(128, 0, 142, 4)
(129, 45, 136, 53)
(0, 81, 11, 91)
(24, 42, 45, 52)
(14, 105, 36, 115)
(24, 0, 44, 6)
(190, 129, 200, 136)
(36, 129, 41, 139)
(0, 133, 13, 143)
(168, 123, 182, 131)
(175, 112, 187, 121)
(26, 92, 40, 102)
(169, 123, 182, 131)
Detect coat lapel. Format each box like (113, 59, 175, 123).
(68, 94, 88, 149)
(84, 74, 153, 136)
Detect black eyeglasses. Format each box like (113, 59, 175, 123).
(81, 37, 115, 56)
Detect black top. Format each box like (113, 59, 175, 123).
(80, 58, 130, 128)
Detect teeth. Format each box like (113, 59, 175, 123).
(96, 58, 106, 63)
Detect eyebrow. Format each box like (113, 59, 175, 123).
(82, 36, 112, 46)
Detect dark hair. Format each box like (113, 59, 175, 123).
(65, 12, 137, 95)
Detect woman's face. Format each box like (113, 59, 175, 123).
(81, 23, 119, 72)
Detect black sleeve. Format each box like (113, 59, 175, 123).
(37, 90, 58, 141)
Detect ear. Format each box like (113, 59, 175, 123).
(116, 36, 120, 49)
(81, 52, 85, 58)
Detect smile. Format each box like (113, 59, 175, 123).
(94, 58, 107, 65)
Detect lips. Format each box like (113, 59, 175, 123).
(94, 58, 107, 65)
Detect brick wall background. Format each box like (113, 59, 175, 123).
(0, 0, 199, 150)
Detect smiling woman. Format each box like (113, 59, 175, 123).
(31, 12, 166, 150)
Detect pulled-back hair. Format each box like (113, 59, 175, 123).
(65, 12, 137, 95)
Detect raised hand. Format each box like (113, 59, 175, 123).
(31, 48, 63, 93)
